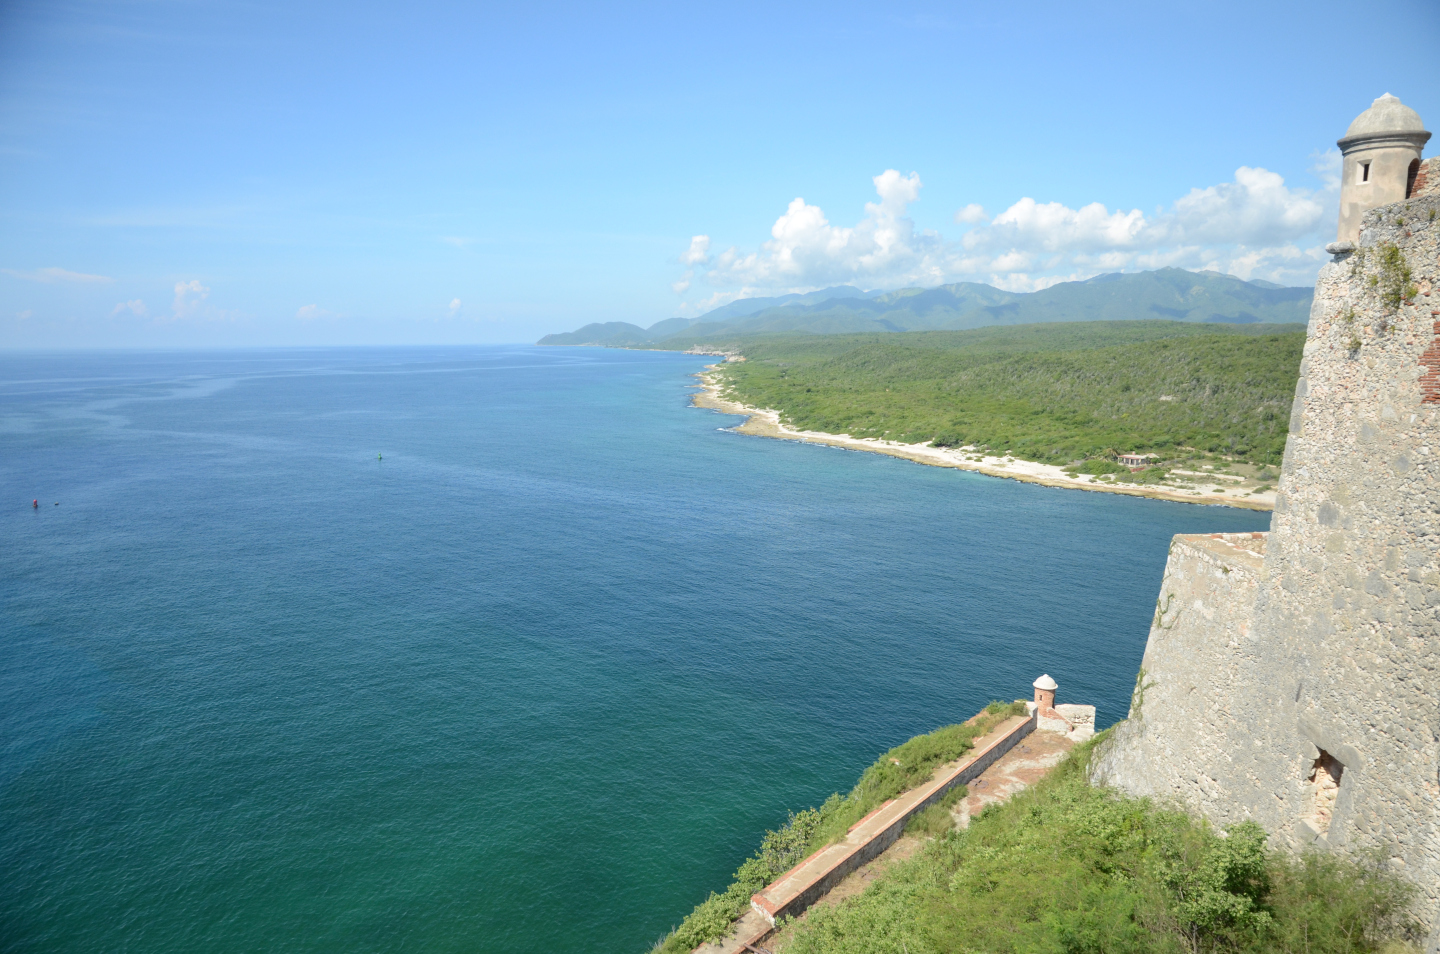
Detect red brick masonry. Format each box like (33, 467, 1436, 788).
(1421, 320, 1440, 404)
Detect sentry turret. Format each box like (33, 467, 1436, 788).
(1335, 94, 1430, 244)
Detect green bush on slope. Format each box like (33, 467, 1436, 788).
(655, 702, 1028, 953)
(776, 736, 1419, 954)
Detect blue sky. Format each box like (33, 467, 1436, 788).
(2, 0, 1437, 348)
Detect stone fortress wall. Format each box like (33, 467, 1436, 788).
(1093, 95, 1440, 952)
(1088, 533, 1267, 814)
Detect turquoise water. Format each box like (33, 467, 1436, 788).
(1, 346, 1269, 953)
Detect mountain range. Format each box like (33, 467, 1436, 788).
(537, 268, 1313, 348)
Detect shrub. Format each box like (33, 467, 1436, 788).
(776, 737, 1420, 954)
(1065, 459, 1131, 476)
(1118, 466, 1171, 485)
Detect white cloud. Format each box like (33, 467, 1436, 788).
(704, 169, 943, 290)
(1310, 148, 1342, 191)
(674, 161, 1339, 301)
(954, 203, 987, 224)
(16, 309, 32, 320)
(296, 304, 341, 321)
(1151, 166, 1325, 246)
(4, 266, 113, 284)
(680, 235, 711, 265)
(111, 299, 148, 318)
(171, 280, 209, 320)
(983, 199, 1147, 252)
(448, 298, 462, 316)
(987, 272, 1080, 293)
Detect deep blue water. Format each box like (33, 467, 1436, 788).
(0, 346, 1269, 953)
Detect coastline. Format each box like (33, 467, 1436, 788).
(690, 362, 1275, 512)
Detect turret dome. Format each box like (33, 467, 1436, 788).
(1341, 94, 1428, 143)
(1033, 674, 1057, 691)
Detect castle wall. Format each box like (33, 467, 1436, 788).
(1091, 534, 1267, 816)
(1096, 171, 1440, 949)
(1257, 184, 1440, 943)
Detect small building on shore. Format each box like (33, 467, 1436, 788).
(1117, 453, 1157, 469)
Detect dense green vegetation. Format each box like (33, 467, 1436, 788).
(709, 321, 1306, 467)
(654, 703, 1029, 954)
(774, 737, 1420, 954)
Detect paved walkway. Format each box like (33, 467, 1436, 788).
(955, 727, 1075, 829)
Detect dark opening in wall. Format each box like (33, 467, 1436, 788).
(1362, 162, 1371, 183)
(1307, 751, 1344, 836)
(1407, 159, 1421, 198)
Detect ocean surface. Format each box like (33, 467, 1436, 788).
(0, 346, 1270, 953)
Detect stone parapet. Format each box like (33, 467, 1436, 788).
(749, 711, 1035, 926)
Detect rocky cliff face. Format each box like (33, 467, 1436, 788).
(1094, 157, 1440, 952)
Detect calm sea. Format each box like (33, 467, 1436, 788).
(0, 346, 1268, 953)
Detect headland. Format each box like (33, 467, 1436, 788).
(690, 363, 1277, 511)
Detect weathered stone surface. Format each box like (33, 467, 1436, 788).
(1094, 172, 1440, 951)
(1091, 534, 1268, 814)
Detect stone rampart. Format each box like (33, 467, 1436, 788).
(1091, 533, 1267, 814)
(1095, 181, 1440, 950)
(750, 710, 1036, 926)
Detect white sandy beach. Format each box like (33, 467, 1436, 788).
(690, 362, 1275, 512)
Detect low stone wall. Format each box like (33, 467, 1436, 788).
(1091, 533, 1267, 814)
(751, 710, 1036, 926)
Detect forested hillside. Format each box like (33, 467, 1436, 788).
(710, 321, 1306, 467)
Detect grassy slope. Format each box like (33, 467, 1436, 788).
(700, 321, 1306, 467)
(653, 704, 1028, 954)
(774, 738, 1420, 954)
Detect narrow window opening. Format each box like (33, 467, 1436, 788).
(1306, 751, 1343, 836)
(1406, 159, 1420, 198)
(1361, 162, 1371, 183)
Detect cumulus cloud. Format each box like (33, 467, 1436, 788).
(172, 280, 209, 320)
(448, 298, 462, 316)
(954, 203, 987, 224)
(4, 266, 113, 284)
(982, 199, 1147, 252)
(111, 299, 148, 318)
(673, 160, 1338, 305)
(703, 169, 944, 291)
(680, 235, 711, 265)
(1153, 166, 1325, 246)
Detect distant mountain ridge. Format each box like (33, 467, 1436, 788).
(537, 268, 1313, 348)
